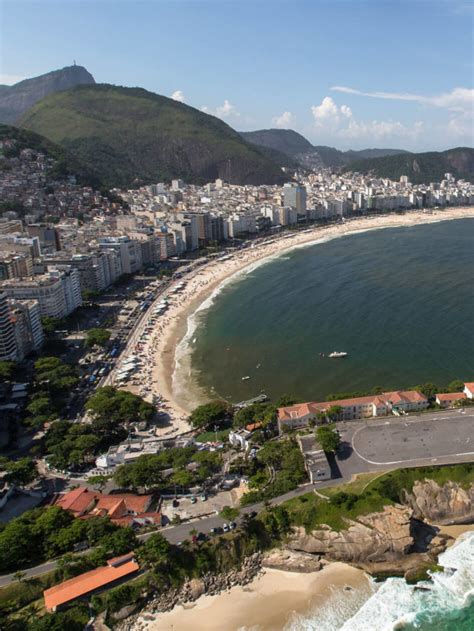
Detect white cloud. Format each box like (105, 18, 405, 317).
(310, 96, 424, 142)
(201, 99, 240, 120)
(331, 85, 474, 112)
(171, 90, 185, 103)
(272, 111, 294, 128)
(0, 73, 26, 85)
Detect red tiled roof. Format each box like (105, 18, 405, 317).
(55, 487, 99, 515)
(436, 392, 467, 400)
(464, 382, 474, 391)
(44, 558, 139, 611)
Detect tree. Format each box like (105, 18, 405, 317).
(2, 457, 38, 487)
(413, 383, 438, 400)
(0, 360, 15, 382)
(326, 405, 343, 422)
(86, 327, 111, 348)
(220, 505, 239, 521)
(138, 532, 170, 568)
(13, 570, 26, 584)
(446, 380, 465, 393)
(170, 469, 194, 489)
(189, 400, 230, 429)
(87, 474, 110, 492)
(86, 386, 154, 428)
(316, 424, 341, 453)
(233, 403, 266, 428)
(114, 454, 163, 490)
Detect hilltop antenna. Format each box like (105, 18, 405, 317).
(73, 59, 76, 66)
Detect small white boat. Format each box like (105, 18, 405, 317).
(241, 376, 251, 381)
(328, 351, 348, 358)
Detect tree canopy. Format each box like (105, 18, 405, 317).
(86, 386, 155, 428)
(316, 424, 341, 453)
(86, 328, 111, 348)
(188, 400, 230, 429)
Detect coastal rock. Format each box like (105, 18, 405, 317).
(262, 549, 324, 573)
(287, 505, 414, 564)
(404, 480, 474, 525)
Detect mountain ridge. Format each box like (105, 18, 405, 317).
(240, 128, 409, 168)
(343, 147, 474, 183)
(0, 65, 95, 124)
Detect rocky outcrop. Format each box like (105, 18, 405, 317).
(115, 553, 263, 630)
(262, 548, 326, 573)
(0, 65, 95, 123)
(404, 480, 474, 525)
(287, 505, 415, 564)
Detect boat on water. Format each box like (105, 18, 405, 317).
(328, 351, 348, 358)
(241, 376, 251, 381)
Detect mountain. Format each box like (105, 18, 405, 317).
(343, 147, 474, 183)
(19, 84, 288, 188)
(240, 128, 408, 169)
(240, 129, 324, 169)
(0, 65, 95, 124)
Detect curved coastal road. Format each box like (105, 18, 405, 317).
(2, 407, 474, 587)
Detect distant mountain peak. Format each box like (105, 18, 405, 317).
(0, 65, 96, 124)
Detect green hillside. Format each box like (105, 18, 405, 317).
(344, 147, 474, 183)
(0, 123, 100, 186)
(19, 85, 288, 187)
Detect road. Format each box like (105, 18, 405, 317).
(1, 407, 473, 586)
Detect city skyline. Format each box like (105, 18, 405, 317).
(1, 0, 473, 151)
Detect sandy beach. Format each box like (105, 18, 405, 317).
(120, 206, 474, 434)
(137, 563, 373, 631)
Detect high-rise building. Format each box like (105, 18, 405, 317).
(0, 291, 16, 361)
(283, 184, 307, 214)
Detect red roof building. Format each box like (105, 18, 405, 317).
(44, 553, 139, 612)
(54, 487, 162, 527)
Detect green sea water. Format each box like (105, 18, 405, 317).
(189, 218, 474, 404)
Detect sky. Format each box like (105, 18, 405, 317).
(1, 0, 473, 151)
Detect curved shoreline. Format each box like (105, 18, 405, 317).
(134, 207, 474, 434)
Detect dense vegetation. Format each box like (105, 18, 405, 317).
(238, 438, 307, 505)
(43, 387, 154, 469)
(0, 505, 137, 572)
(19, 85, 289, 187)
(343, 147, 474, 183)
(113, 446, 222, 491)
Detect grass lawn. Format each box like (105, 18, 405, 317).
(195, 428, 230, 442)
(0, 571, 56, 611)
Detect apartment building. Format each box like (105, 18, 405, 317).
(0, 291, 17, 361)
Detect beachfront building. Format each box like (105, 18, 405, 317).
(44, 553, 140, 612)
(277, 390, 429, 432)
(435, 392, 467, 408)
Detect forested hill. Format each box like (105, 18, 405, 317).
(343, 147, 474, 183)
(19, 84, 289, 188)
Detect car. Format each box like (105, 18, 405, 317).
(223, 523, 229, 532)
(229, 521, 237, 530)
(191, 496, 197, 504)
(172, 499, 179, 507)
(248, 511, 257, 519)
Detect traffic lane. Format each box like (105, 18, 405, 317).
(352, 412, 474, 465)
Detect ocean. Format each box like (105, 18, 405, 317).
(283, 532, 474, 631)
(185, 218, 474, 404)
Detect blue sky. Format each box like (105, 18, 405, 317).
(1, 0, 473, 150)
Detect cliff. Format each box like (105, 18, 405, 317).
(404, 479, 474, 524)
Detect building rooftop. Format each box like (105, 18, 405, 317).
(44, 554, 139, 611)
